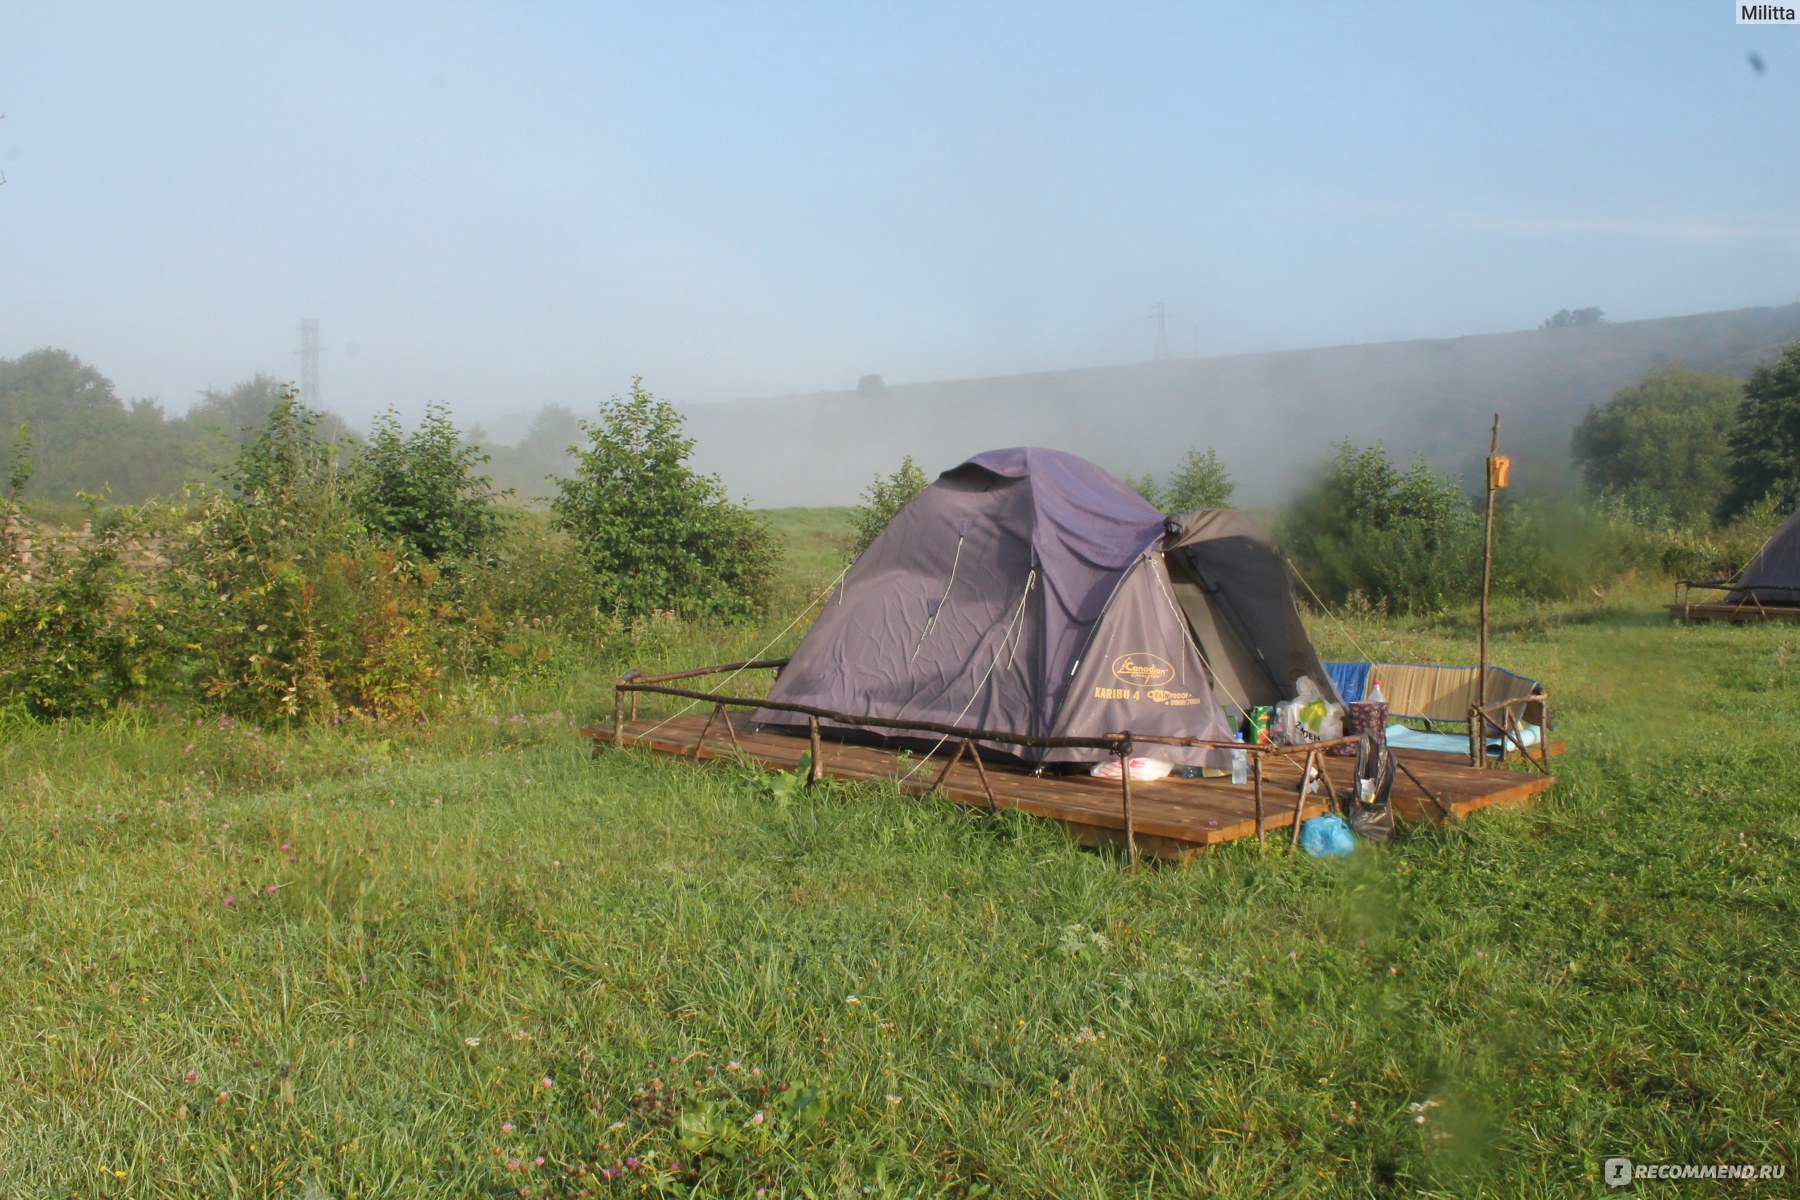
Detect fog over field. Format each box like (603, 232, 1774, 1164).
(680, 302, 1800, 508)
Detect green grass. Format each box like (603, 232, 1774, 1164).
(759, 507, 857, 582)
(2, 559, 1797, 1196)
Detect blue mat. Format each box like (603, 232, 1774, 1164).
(1383, 722, 1543, 757)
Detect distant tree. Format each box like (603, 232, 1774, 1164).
(1570, 364, 1741, 524)
(1120, 448, 1235, 512)
(1541, 307, 1606, 330)
(1719, 340, 1800, 520)
(1123, 471, 1162, 509)
(189, 374, 290, 442)
(1160, 447, 1236, 511)
(188, 374, 357, 450)
(857, 374, 886, 395)
(355, 403, 502, 562)
(852, 455, 930, 553)
(227, 392, 349, 512)
(0, 347, 202, 500)
(552, 378, 777, 620)
(4, 423, 31, 499)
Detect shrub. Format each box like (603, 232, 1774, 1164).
(851, 455, 929, 553)
(0, 501, 176, 718)
(1284, 441, 1480, 615)
(355, 403, 502, 563)
(552, 378, 778, 621)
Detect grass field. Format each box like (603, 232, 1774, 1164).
(1, 512, 1796, 1198)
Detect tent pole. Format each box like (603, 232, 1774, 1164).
(1479, 413, 1501, 711)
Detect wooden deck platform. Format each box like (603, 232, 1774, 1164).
(585, 714, 1557, 861)
(1671, 602, 1800, 624)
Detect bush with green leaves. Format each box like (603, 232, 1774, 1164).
(851, 455, 929, 553)
(1284, 440, 1480, 615)
(166, 399, 471, 721)
(0, 500, 177, 719)
(355, 403, 502, 563)
(1129, 447, 1235, 512)
(552, 378, 777, 621)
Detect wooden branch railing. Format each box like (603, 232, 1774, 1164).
(1674, 579, 1800, 624)
(608, 660, 1423, 865)
(1468, 694, 1553, 774)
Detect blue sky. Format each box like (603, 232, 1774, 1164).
(2, 0, 1794, 430)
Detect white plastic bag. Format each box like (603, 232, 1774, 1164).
(1090, 756, 1174, 782)
(1276, 677, 1343, 746)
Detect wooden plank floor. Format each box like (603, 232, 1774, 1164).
(584, 714, 1556, 861)
(1670, 602, 1800, 624)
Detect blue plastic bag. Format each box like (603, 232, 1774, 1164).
(1299, 814, 1356, 858)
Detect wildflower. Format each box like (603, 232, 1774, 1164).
(534, 1156, 546, 1166)
(216, 1090, 230, 1104)
(506, 1158, 523, 1172)
(749, 1111, 765, 1125)
(625, 1157, 640, 1169)
(1287, 950, 1299, 960)
(223, 896, 235, 906)
(540, 1076, 553, 1090)
(1388, 966, 1399, 975)
(608, 1122, 625, 1131)
(464, 1038, 481, 1047)
(266, 884, 278, 895)
(885, 1094, 901, 1105)
(600, 1167, 618, 1180)
(511, 1031, 531, 1042)
(1475, 950, 1486, 959)
(844, 995, 860, 1005)
(184, 1070, 198, 1084)
(726, 1061, 741, 1071)
(501, 1122, 515, 1133)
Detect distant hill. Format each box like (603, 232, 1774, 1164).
(681, 301, 1800, 508)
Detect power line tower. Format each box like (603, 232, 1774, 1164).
(1151, 302, 1170, 361)
(297, 318, 321, 408)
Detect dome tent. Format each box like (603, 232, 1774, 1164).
(1726, 504, 1800, 606)
(755, 447, 1338, 770)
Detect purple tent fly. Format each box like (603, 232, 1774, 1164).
(755, 447, 1339, 770)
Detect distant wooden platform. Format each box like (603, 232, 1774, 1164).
(584, 715, 1556, 861)
(1671, 602, 1800, 624)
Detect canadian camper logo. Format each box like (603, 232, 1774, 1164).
(1110, 653, 1175, 688)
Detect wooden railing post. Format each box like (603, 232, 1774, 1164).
(1117, 738, 1137, 866)
(1253, 752, 1265, 844)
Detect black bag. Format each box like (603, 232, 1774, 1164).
(1346, 731, 1397, 844)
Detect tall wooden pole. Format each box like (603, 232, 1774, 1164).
(1479, 413, 1501, 709)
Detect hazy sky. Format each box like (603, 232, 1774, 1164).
(3, 1, 1795, 431)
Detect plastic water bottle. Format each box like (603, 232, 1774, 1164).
(1230, 732, 1248, 787)
(1369, 677, 1386, 705)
